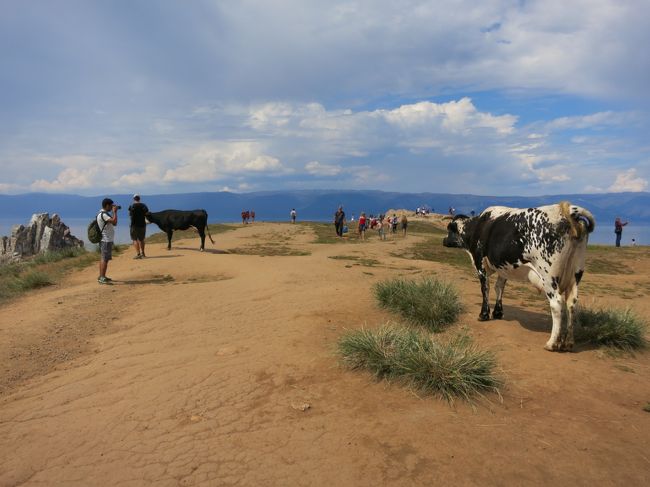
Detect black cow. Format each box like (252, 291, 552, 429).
(146, 209, 215, 251)
(442, 202, 595, 351)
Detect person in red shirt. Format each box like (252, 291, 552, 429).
(358, 212, 367, 241)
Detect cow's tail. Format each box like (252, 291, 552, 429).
(205, 212, 215, 244)
(559, 201, 595, 240)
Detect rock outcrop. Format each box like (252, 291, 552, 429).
(1, 213, 84, 262)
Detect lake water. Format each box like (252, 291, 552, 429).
(1, 218, 649, 247)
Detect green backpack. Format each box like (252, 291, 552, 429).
(87, 212, 106, 244)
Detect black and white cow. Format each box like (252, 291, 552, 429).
(443, 202, 595, 352)
(146, 209, 215, 251)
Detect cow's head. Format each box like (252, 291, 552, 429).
(442, 215, 470, 248)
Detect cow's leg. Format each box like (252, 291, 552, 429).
(544, 290, 566, 352)
(166, 230, 173, 250)
(493, 276, 507, 319)
(478, 272, 491, 321)
(198, 228, 206, 251)
(561, 282, 580, 351)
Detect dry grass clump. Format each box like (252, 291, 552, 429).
(338, 325, 502, 403)
(0, 248, 96, 303)
(374, 277, 463, 331)
(575, 306, 648, 351)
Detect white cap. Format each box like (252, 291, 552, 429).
(133, 193, 140, 199)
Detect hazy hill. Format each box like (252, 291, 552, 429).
(1, 190, 649, 225)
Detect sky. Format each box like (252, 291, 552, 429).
(1, 0, 649, 197)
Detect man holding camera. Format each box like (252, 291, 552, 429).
(97, 198, 119, 284)
(128, 194, 149, 259)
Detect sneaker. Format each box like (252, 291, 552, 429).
(104, 277, 113, 282)
(133, 254, 142, 259)
(98, 276, 111, 284)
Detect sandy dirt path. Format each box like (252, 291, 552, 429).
(1, 222, 649, 486)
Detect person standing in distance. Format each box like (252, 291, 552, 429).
(334, 206, 346, 238)
(129, 194, 149, 259)
(614, 217, 628, 247)
(98, 198, 118, 284)
(290, 208, 297, 224)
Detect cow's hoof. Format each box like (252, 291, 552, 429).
(559, 340, 574, 352)
(492, 310, 503, 320)
(544, 341, 562, 352)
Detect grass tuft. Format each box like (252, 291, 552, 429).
(9, 270, 54, 292)
(1, 248, 96, 303)
(374, 277, 463, 331)
(574, 307, 648, 351)
(338, 325, 502, 403)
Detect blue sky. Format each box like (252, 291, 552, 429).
(1, 0, 649, 196)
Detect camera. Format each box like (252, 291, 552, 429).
(114, 205, 122, 210)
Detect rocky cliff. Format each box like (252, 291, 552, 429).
(1, 213, 84, 262)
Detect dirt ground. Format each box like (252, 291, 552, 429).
(1, 222, 649, 486)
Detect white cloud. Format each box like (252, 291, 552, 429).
(381, 98, 517, 135)
(305, 161, 342, 176)
(30, 167, 98, 192)
(162, 141, 285, 183)
(544, 111, 635, 131)
(608, 168, 648, 192)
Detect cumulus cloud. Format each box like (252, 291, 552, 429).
(30, 167, 98, 192)
(162, 142, 285, 183)
(247, 98, 517, 158)
(608, 169, 648, 192)
(305, 161, 342, 176)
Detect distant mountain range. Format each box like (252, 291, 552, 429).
(1, 190, 649, 226)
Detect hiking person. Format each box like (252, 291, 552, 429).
(251, 210, 256, 223)
(391, 214, 398, 234)
(128, 194, 149, 259)
(290, 208, 297, 223)
(383, 214, 392, 239)
(334, 206, 346, 237)
(358, 212, 367, 240)
(97, 198, 118, 284)
(377, 217, 385, 240)
(614, 217, 628, 247)
(401, 214, 408, 237)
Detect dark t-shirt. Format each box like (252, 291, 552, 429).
(128, 202, 149, 227)
(335, 210, 345, 224)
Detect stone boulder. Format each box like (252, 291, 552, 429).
(1, 213, 84, 262)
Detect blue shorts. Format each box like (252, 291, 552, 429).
(100, 241, 113, 261)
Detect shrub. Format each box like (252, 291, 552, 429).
(338, 325, 502, 403)
(374, 277, 463, 331)
(32, 247, 86, 264)
(574, 307, 648, 351)
(10, 270, 54, 292)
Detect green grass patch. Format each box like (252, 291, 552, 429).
(9, 270, 54, 291)
(374, 277, 463, 331)
(406, 221, 446, 235)
(329, 255, 380, 266)
(391, 236, 473, 271)
(643, 403, 650, 413)
(300, 222, 363, 244)
(338, 325, 502, 403)
(1, 247, 97, 303)
(146, 223, 235, 244)
(585, 257, 632, 275)
(228, 244, 310, 256)
(575, 307, 648, 351)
